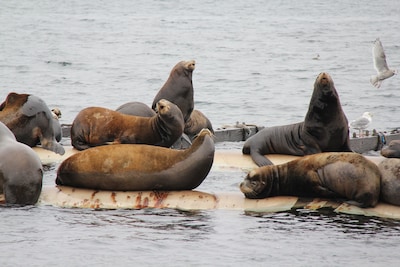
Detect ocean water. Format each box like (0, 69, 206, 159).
(1, 0, 400, 266)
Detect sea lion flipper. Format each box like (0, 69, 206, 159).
(41, 141, 65, 155)
(250, 151, 273, 166)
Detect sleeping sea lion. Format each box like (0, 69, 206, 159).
(240, 152, 380, 208)
(0, 92, 65, 155)
(381, 140, 400, 158)
(56, 129, 215, 191)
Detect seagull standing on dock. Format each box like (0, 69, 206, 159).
(370, 38, 397, 88)
(350, 112, 373, 137)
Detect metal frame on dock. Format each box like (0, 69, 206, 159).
(61, 124, 400, 154)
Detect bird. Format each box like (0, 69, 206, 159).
(312, 54, 320, 60)
(350, 112, 373, 137)
(370, 38, 397, 88)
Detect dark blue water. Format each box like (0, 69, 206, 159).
(1, 0, 400, 266)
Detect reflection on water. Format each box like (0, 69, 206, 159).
(2, 203, 400, 266)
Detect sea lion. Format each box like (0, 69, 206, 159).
(381, 140, 400, 158)
(378, 158, 400, 206)
(152, 60, 195, 122)
(240, 152, 380, 208)
(0, 92, 65, 155)
(51, 107, 62, 142)
(56, 129, 215, 191)
(71, 99, 184, 150)
(242, 72, 351, 166)
(0, 122, 43, 205)
(116, 101, 156, 117)
(184, 109, 214, 138)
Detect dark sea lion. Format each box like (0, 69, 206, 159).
(152, 60, 195, 122)
(240, 152, 380, 208)
(381, 140, 400, 158)
(56, 129, 215, 191)
(0, 122, 43, 205)
(71, 99, 184, 150)
(242, 72, 351, 166)
(184, 109, 214, 138)
(378, 158, 400, 206)
(116, 101, 156, 117)
(0, 92, 65, 155)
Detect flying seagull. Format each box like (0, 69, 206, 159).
(350, 112, 373, 137)
(370, 38, 397, 88)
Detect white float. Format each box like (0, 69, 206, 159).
(25, 146, 400, 220)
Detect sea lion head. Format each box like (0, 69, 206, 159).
(171, 60, 196, 77)
(314, 72, 335, 96)
(155, 99, 184, 125)
(51, 108, 62, 119)
(240, 168, 273, 199)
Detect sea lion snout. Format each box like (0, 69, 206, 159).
(185, 60, 196, 70)
(317, 72, 330, 85)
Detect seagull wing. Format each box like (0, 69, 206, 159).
(350, 117, 370, 129)
(372, 38, 390, 73)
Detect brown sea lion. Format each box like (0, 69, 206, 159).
(116, 101, 156, 117)
(152, 60, 195, 122)
(71, 99, 184, 150)
(184, 109, 214, 138)
(56, 129, 215, 191)
(240, 152, 380, 208)
(0, 122, 43, 205)
(242, 72, 351, 166)
(0, 92, 65, 155)
(381, 140, 400, 158)
(378, 158, 400, 206)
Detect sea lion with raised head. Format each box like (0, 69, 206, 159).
(51, 107, 62, 142)
(242, 72, 351, 166)
(240, 152, 380, 208)
(71, 99, 184, 150)
(152, 60, 195, 122)
(0, 92, 65, 155)
(56, 129, 214, 191)
(0, 122, 43, 205)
